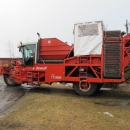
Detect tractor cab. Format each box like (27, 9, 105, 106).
(19, 42, 36, 66)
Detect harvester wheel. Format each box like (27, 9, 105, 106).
(73, 82, 97, 96)
(3, 74, 21, 86)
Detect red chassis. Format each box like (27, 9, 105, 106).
(1, 32, 130, 96)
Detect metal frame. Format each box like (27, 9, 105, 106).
(1, 33, 130, 86)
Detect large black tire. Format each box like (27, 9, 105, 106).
(73, 82, 97, 96)
(3, 74, 21, 86)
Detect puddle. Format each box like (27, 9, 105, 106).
(94, 100, 130, 107)
(21, 84, 34, 91)
(101, 88, 112, 91)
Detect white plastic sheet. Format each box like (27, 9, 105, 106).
(74, 21, 103, 56)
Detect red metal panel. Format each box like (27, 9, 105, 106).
(39, 38, 73, 60)
(45, 64, 64, 82)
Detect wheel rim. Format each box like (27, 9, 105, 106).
(79, 81, 91, 92)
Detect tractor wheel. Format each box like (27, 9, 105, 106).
(73, 81, 97, 96)
(3, 74, 21, 86)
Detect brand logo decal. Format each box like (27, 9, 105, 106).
(51, 74, 62, 79)
(48, 40, 51, 44)
(36, 66, 47, 70)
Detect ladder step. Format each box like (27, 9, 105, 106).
(27, 72, 32, 73)
(80, 72, 87, 74)
(16, 74, 20, 76)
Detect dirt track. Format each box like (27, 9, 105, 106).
(0, 76, 25, 117)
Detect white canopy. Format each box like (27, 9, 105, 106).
(74, 21, 103, 56)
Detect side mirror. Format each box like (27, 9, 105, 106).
(19, 47, 21, 52)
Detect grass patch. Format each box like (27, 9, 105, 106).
(0, 84, 130, 130)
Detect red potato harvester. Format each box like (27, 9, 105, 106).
(0, 21, 130, 96)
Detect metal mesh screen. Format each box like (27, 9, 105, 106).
(104, 42, 121, 78)
(78, 24, 98, 37)
(105, 31, 121, 37)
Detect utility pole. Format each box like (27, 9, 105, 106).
(125, 19, 129, 34)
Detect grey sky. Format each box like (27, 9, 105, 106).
(0, 0, 130, 57)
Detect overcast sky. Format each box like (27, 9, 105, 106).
(0, 0, 130, 57)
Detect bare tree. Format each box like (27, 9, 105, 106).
(6, 40, 15, 58)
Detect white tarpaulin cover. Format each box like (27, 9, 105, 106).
(74, 21, 103, 56)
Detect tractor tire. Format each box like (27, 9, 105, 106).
(73, 82, 97, 96)
(3, 74, 21, 86)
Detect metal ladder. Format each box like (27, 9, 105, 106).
(27, 72, 33, 84)
(79, 66, 87, 78)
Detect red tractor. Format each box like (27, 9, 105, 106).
(1, 21, 130, 96)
